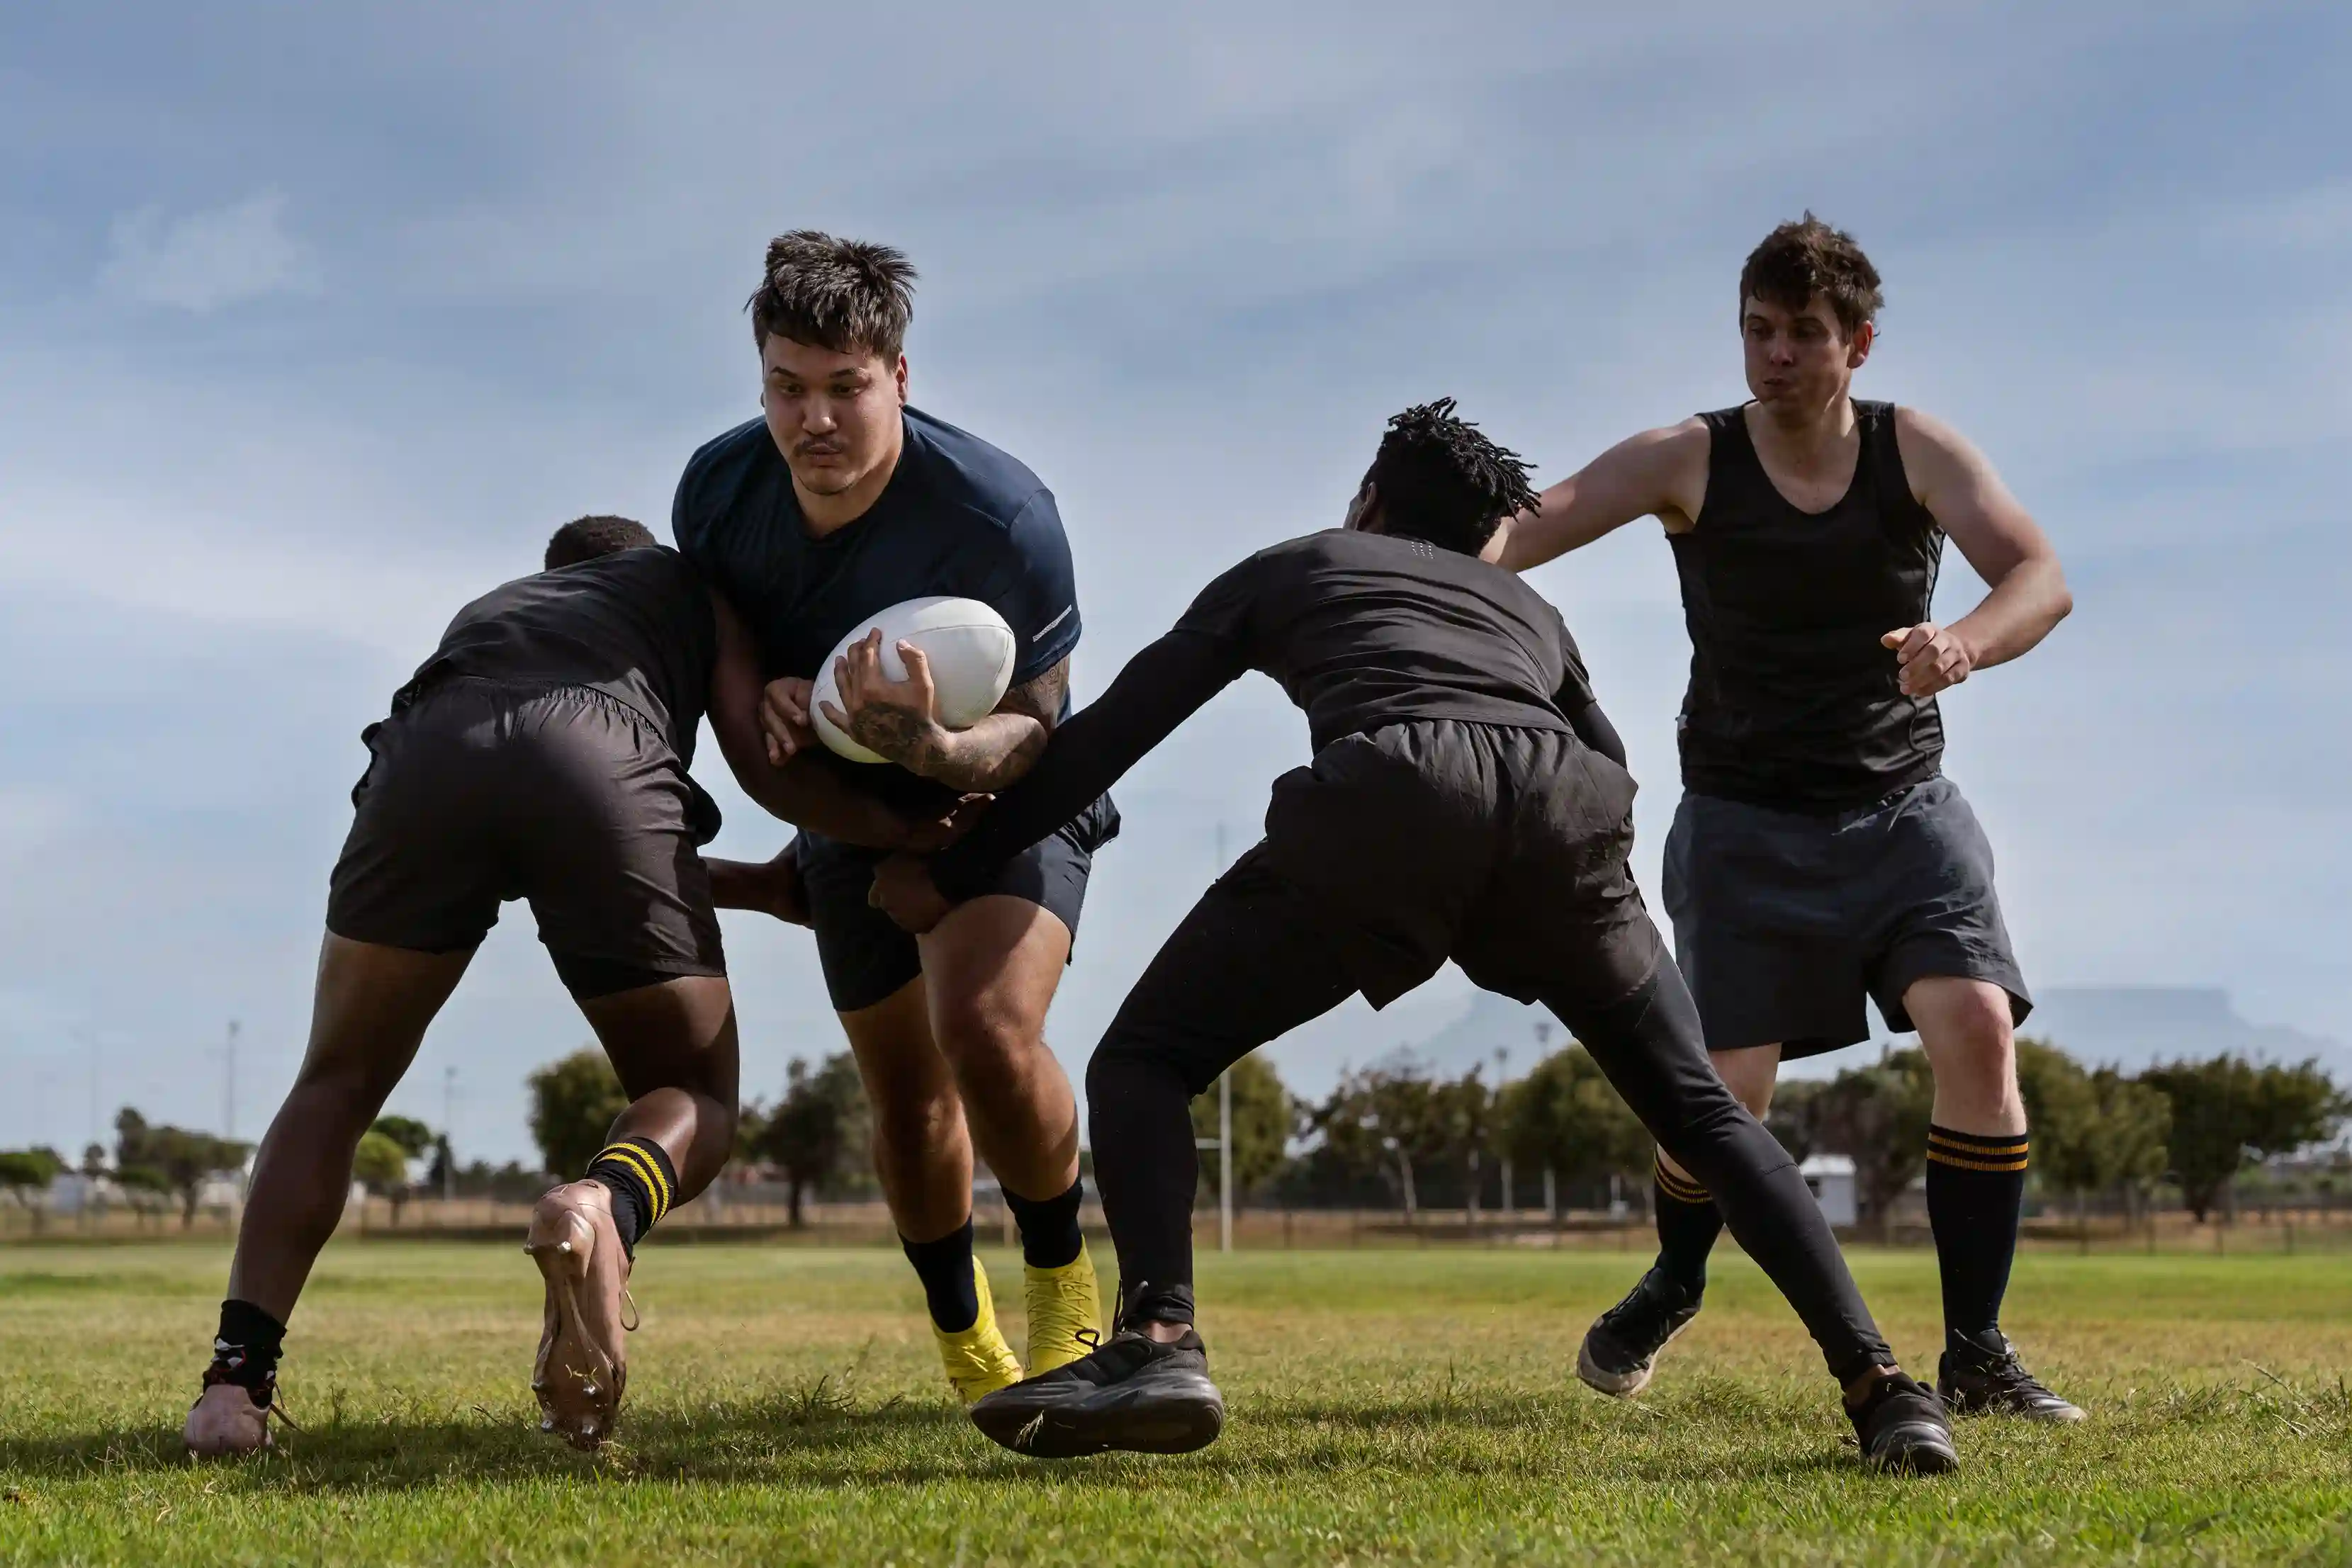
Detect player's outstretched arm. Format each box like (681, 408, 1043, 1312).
(704, 592, 921, 848)
(869, 626, 1248, 933)
(1881, 408, 2074, 699)
(1498, 419, 1710, 572)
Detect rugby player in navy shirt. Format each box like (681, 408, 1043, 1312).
(677, 233, 1113, 1402)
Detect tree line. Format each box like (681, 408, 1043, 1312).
(533, 1034, 2339, 1232)
(10, 1033, 2334, 1233)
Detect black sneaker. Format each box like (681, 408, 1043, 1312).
(1937, 1329, 2085, 1422)
(1576, 1267, 1699, 1398)
(1847, 1371, 1959, 1475)
(969, 1327, 1225, 1458)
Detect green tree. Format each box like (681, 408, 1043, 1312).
(1794, 1049, 1935, 1239)
(1498, 1044, 1651, 1201)
(526, 1049, 629, 1182)
(1313, 1059, 1481, 1222)
(2015, 1039, 2171, 1210)
(755, 1053, 870, 1227)
(0, 1148, 64, 1231)
(115, 1107, 250, 1229)
(2139, 1056, 2348, 1222)
(1192, 1051, 1298, 1201)
(369, 1116, 437, 1158)
(351, 1129, 413, 1222)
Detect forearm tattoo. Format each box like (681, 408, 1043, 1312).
(849, 658, 1067, 791)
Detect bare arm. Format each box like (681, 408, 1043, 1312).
(1880, 408, 2073, 697)
(705, 592, 922, 849)
(1498, 419, 1711, 572)
(823, 635, 1067, 794)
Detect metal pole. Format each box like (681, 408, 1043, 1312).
(223, 1020, 240, 1139)
(1218, 1068, 1233, 1253)
(442, 1066, 458, 1202)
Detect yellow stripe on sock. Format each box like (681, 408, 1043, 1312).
(1654, 1163, 1711, 1204)
(598, 1142, 673, 1221)
(1926, 1147, 2030, 1173)
(1928, 1129, 2029, 1156)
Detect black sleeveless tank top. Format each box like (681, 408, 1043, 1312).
(1669, 400, 1945, 811)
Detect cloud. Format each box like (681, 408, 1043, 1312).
(98, 190, 320, 311)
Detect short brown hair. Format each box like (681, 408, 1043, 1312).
(1739, 213, 1883, 337)
(544, 514, 654, 570)
(745, 230, 917, 360)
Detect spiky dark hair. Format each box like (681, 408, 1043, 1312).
(745, 230, 918, 360)
(1364, 398, 1541, 555)
(544, 514, 655, 570)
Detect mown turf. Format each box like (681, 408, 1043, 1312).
(1, 1239, 2347, 1565)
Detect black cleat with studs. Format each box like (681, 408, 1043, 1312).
(1937, 1329, 2085, 1422)
(1847, 1371, 1960, 1474)
(970, 1327, 1225, 1458)
(1576, 1266, 1700, 1398)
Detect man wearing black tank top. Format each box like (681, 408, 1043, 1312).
(1502, 216, 2078, 1421)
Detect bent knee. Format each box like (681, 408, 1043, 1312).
(930, 995, 1047, 1075)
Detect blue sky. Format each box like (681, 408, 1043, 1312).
(1, 2, 2345, 1163)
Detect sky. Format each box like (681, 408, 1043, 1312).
(1, 1, 2346, 1165)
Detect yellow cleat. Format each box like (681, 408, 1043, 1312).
(935, 1257, 1025, 1404)
(1023, 1241, 1104, 1376)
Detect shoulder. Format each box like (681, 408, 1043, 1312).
(1888, 404, 1994, 493)
(673, 418, 777, 543)
(901, 407, 1057, 534)
(1607, 414, 1714, 487)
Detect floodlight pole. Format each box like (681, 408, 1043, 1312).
(223, 1020, 240, 1140)
(442, 1066, 458, 1202)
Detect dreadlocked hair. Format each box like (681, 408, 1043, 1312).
(1363, 397, 1541, 556)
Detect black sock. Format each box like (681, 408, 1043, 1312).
(585, 1136, 679, 1258)
(1652, 1160, 1723, 1297)
(1925, 1125, 2029, 1346)
(1003, 1178, 1086, 1270)
(902, 1219, 980, 1333)
(212, 1299, 287, 1397)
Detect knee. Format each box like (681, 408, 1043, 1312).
(1923, 999, 2018, 1105)
(865, 1080, 962, 1162)
(930, 992, 1043, 1081)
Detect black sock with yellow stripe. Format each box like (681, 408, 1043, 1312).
(1652, 1158, 1723, 1297)
(1925, 1125, 2028, 1342)
(586, 1136, 678, 1258)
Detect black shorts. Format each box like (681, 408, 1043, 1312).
(1252, 718, 1664, 1012)
(1661, 776, 2030, 1059)
(796, 793, 1120, 1014)
(325, 680, 726, 997)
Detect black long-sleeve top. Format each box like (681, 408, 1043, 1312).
(930, 528, 1626, 901)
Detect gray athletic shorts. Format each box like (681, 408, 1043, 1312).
(1661, 775, 2030, 1059)
(326, 679, 726, 995)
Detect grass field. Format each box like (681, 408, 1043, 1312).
(1, 1240, 2347, 1565)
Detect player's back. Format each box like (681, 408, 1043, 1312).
(1183, 529, 1588, 751)
(398, 545, 716, 767)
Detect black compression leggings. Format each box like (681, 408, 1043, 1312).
(1086, 860, 1896, 1387)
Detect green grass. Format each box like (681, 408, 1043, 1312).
(1, 1241, 2348, 1565)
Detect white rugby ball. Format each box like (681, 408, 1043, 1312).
(812, 596, 1019, 764)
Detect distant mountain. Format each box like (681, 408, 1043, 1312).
(1253, 975, 2345, 1100)
(2020, 986, 2345, 1074)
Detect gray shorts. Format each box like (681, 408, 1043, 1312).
(1661, 776, 2030, 1059)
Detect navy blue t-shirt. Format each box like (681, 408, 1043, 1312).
(673, 406, 1084, 811)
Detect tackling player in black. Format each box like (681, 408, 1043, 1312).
(871, 402, 1958, 1474)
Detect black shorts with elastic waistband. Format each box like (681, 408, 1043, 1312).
(325, 679, 726, 998)
(1661, 775, 2030, 1059)
(796, 793, 1119, 1015)
(1251, 718, 1664, 1013)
